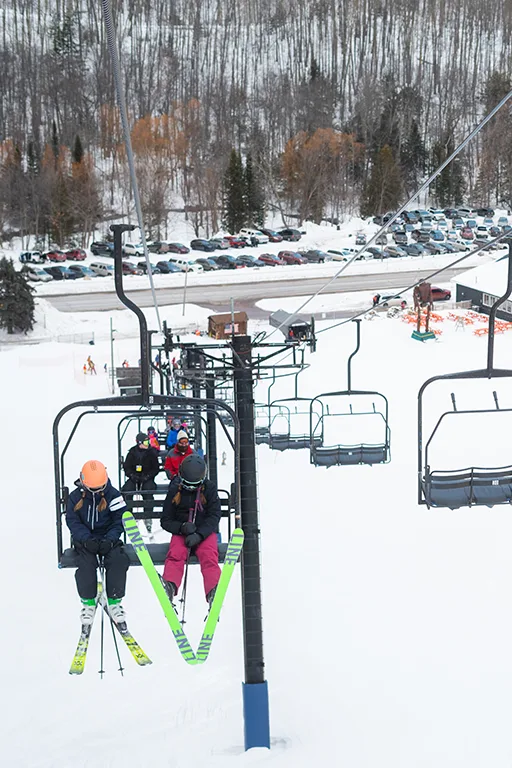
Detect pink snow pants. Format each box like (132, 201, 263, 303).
(163, 533, 220, 597)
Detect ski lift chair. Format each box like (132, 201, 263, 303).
(418, 242, 512, 509)
(254, 403, 271, 445)
(268, 397, 323, 451)
(309, 320, 391, 467)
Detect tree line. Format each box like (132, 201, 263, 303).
(1, 0, 512, 244)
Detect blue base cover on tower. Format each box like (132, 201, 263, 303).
(242, 681, 270, 750)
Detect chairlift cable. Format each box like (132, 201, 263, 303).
(263, 87, 512, 342)
(100, 0, 162, 331)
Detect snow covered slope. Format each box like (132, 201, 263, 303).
(3, 309, 512, 767)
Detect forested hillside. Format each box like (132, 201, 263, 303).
(1, 0, 512, 243)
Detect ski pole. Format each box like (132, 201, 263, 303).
(97, 555, 124, 676)
(180, 488, 202, 625)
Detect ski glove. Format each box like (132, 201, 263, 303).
(98, 539, 114, 556)
(185, 532, 202, 548)
(83, 539, 100, 555)
(181, 521, 196, 535)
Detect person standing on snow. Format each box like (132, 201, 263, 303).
(122, 432, 160, 534)
(164, 430, 193, 479)
(161, 454, 221, 606)
(66, 460, 129, 625)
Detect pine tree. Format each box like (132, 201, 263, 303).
(0, 257, 35, 335)
(51, 121, 59, 164)
(72, 134, 84, 165)
(401, 119, 426, 191)
(361, 145, 402, 217)
(431, 137, 465, 207)
(223, 149, 247, 233)
(245, 153, 265, 227)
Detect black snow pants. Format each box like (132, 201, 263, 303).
(74, 541, 130, 600)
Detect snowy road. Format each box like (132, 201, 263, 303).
(45, 267, 466, 312)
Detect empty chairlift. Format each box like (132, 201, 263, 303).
(310, 319, 391, 467)
(418, 242, 512, 509)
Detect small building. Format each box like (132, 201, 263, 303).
(454, 256, 512, 320)
(208, 312, 248, 339)
(115, 367, 141, 396)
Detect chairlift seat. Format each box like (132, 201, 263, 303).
(255, 426, 271, 445)
(269, 434, 322, 451)
(423, 466, 512, 509)
(60, 541, 229, 568)
(312, 443, 388, 467)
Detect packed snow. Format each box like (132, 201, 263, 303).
(3, 298, 512, 768)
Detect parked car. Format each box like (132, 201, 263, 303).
(46, 249, 67, 262)
(90, 262, 114, 277)
(44, 265, 79, 280)
(214, 254, 242, 269)
(190, 239, 215, 252)
(156, 261, 180, 274)
(327, 249, 352, 261)
(65, 248, 87, 261)
(123, 242, 144, 256)
(90, 241, 114, 256)
(224, 235, 247, 248)
(460, 226, 474, 240)
(375, 233, 388, 245)
(235, 254, 265, 268)
(465, 219, 477, 229)
(208, 238, 229, 250)
(457, 207, 472, 218)
(476, 207, 494, 217)
(26, 266, 52, 282)
(384, 246, 407, 258)
(147, 241, 169, 254)
(167, 242, 190, 254)
(378, 294, 407, 308)
(475, 226, 489, 239)
(20, 250, 46, 264)
(196, 257, 219, 271)
(300, 249, 331, 263)
(122, 262, 143, 275)
(43, 266, 64, 280)
(430, 230, 445, 241)
(393, 230, 408, 244)
(403, 244, 425, 256)
(451, 218, 464, 229)
(498, 216, 509, 227)
(260, 228, 283, 243)
(239, 228, 269, 244)
(278, 228, 302, 242)
(355, 232, 367, 245)
(136, 261, 160, 274)
(67, 265, 96, 279)
(168, 255, 204, 272)
(411, 229, 431, 243)
(437, 218, 448, 229)
(402, 211, 419, 223)
(483, 217, 495, 227)
(489, 226, 501, 237)
(431, 286, 451, 301)
(278, 250, 307, 265)
(502, 224, 512, 234)
(437, 242, 456, 254)
(443, 208, 459, 219)
(257, 253, 285, 266)
(422, 242, 442, 255)
(448, 241, 469, 252)
(446, 230, 459, 241)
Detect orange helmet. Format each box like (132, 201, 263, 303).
(80, 460, 108, 491)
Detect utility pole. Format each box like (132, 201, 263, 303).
(110, 317, 116, 394)
(232, 334, 270, 750)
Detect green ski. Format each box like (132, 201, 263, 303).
(69, 583, 103, 675)
(195, 528, 244, 664)
(122, 510, 197, 664)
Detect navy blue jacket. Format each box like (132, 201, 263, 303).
(161, 477, 221, 540)
(66, 479, 127, 543)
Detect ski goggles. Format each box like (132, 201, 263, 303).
(179, 478, 204, 491)
(82, 481, 107, 493)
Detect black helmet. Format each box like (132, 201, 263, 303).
(136, 432, 148, 444)
(179, 454, 206, 489)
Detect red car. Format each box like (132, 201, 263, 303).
(46, 250, 67, 262)
(225, 235, 247, 248)
(431, 286, 451, 301)
(278, 250, 307, 265)
(460, 227, 474, 240)
(261, 228, 283, 243)
(258, 253, 286, 266)
(65, 248, 87, 261)
(167, 242, 190, 254)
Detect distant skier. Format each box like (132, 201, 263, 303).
(66, 460, 129, 625)
(372, 294, 381, 307)
(83, 364, 87, 375)
(87, 356, 97, 375)
(122, 432, 160, 534)
(165, 417, 188, 449)
(104, 363, 107, 373)
(164, 430, 193, 479)
(161, 454, 221, 606)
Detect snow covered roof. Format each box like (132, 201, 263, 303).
(453, 255, 510, 296)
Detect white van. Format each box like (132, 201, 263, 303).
(90, 262, 114, 277)
(239, 228, 269, 244)
(167, 256, 204, 273)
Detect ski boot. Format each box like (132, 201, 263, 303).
(107, 599, 126, 626)
(80, 598, 97, 626)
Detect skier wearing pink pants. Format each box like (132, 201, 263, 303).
(161, 454, 221, 605)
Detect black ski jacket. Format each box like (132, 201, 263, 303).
(161, 477, 221, 540)
(123, 445, 160, 483)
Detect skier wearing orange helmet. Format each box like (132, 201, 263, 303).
(66, 460, 130, 626)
